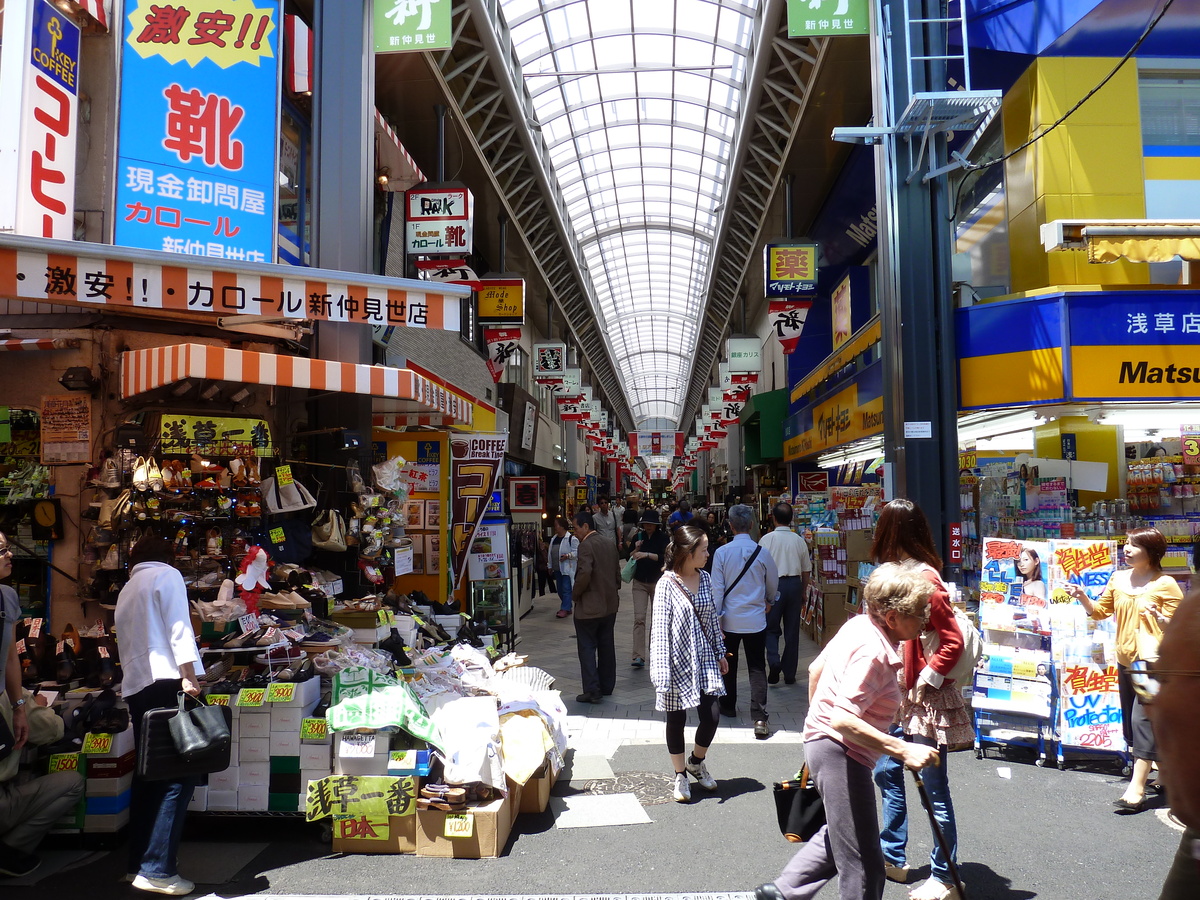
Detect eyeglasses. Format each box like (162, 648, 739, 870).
(0, 545, 10, 556)
(1129, 659, 1200, 705)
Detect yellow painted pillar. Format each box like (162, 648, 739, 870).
(1032, 415, 1123, 507)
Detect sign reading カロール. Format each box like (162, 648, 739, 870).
(0, 0, 81, 239)
(405, 184, 473, 255)
(115, 0, 281, 262)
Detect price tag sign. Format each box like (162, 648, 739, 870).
(98, 646, 110, 659)
(81, 733, 114, 755)
(377, 609, 388, 626)
(48, 752, 80, 773)
(239, 613, 258, 635)
(1182, 426, 1200, 465)
(15, 639, 25, 654)
(237, 688, 266, 707)
(275, 464, 294, 487)
(28, 618, 42, 639)
(1012, 660, 1038, 679)
(56, 640, 64, 656)
(338, 733, 376, 757)
(300, 718, 329, 741)
(269, 526, 286, 545)
(207, 694, 231, 706)
(443, 813, 475, 838)
(266, 682, 296, 703)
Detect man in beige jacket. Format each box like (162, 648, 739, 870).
(572, 511, 621, 704)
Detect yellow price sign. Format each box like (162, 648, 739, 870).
(377, 609, 389, 626)
(269, 526, 286, 544)
(237, 688, 266, 707)
(275, 464, 294, 487)
(48, 752, 80, 773)
(443, 813, 475, 838)
(206, 694, 231, 706)
(81, 733, 113, 755)
(1182, 426, 1200, 465)
(301, 718, 328, 741)
(266, 682, 296, 703)
(1012, 660, 1038, 679)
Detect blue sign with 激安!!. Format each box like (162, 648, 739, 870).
(114, 0, 281, 263)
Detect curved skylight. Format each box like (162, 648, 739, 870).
(502, 0, 760, 430)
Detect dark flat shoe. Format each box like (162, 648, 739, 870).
(1113, 797, 1150, 814)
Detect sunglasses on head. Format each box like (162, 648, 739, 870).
(1129, 659, 1200, 705)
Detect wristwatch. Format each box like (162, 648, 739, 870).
(12, 697, 26, 708)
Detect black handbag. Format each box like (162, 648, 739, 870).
(773, 763, 826, 843)
(168, 692, 232, 761)
(138, 694, 232, 781)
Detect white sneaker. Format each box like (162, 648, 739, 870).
(98, 457, 122, 488)
(672, 771, 692, 802)
(132, 874, 196, 896)
(685, 757, 717, 790)
(907, 876, 958, 900)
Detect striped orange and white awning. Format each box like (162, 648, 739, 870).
(373, 413, 455, 429)
(0, 338, 79, 351)
(74, 0, 110, 30)
(121, 344, 473, 426)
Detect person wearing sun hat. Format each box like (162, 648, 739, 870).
(628, 508, 669, 668)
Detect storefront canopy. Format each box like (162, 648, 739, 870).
(1042, 219, 1200, 263)
(120, 343, 473, 427)
(740, 389, 789, 466)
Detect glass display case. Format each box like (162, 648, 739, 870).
(469, 578, 516, 652)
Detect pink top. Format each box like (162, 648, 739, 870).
(803, 613, 903, 767)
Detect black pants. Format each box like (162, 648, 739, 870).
(721, 629, 769, 721)
(574, 613, 617, 696)
(535, 569, 550, 596)
(1117, 663, 1157, 760)
(665, 694, 721, 754)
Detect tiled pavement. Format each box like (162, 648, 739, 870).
(514, 573, 819, 752)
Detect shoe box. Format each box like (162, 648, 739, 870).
(237, 783, 269, 811)
(85, 789, 131, 816)
(331, 812, 417, 854)
(189, 786, 208, 812)
(84, 809, 131, 833)
(86, 751, 135, 779)
(415, 791, 515, 859)
(86, 771, 133, 796)
(517, 753, 562, 815)
(334, 731, 391, 776)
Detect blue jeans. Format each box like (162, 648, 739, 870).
(128, 680, 198, 879)
(873, 726, 957, 885)
(556, 573, 573, 612)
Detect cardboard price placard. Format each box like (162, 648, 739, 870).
(206, 694, 231, 707)
(338, 733, 376, 758)
(237, 688, 266, 707)
(305, 775, 416, 821)
(81, 733, 113, 755)
(301, 718, 329, 742)
(266, 682, 297, 703)
(239, 613, 259, 635)
(269, 526, 286, 545)
(444, 813, 475, 838)
(48, 752, 80, 773)
(275, 464, 294, 487)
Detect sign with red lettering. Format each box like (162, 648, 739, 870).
(768, 298, 813, 355)
(405, 184, 473, 255)
(115, 0, 281, 262)
(484, 327, 522, 382)
(0, 0, 80, 239)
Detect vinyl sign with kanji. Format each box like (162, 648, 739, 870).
(115, 0, 280, 263)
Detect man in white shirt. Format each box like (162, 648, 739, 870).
(758, 501, 812, 686)
(711, 504, 779, 739)
(592, 496, 619, 546)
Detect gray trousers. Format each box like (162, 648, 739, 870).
(1159, 827, 1200, 900)
(775, 737, 886, 900)
(0, 772, 85, 854)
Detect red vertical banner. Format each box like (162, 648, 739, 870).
(947, 523, 963, 565)
(768, 298, 813, 354)
(483, 327, 522, 382)
(450, 433, 507, 589)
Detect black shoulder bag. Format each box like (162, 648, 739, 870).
(724, 545, 762, 596)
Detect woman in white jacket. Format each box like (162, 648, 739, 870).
(548, 516, 579, 619)
(115, 535, 204, 896)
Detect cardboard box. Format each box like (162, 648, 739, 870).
(207, 790, 238, 811)
(84, 809, 130, 832)
(334, 732, 389, 776)
(86, 772, 133, 797)
(300, 743, 331, 770)
(331, 812, 416, 855)
(86, 752, 135, 779)
(87, 725, 135, 759)
(845, 529, 874, 561)
(415, 794, 512, 859)
(189, 786, 208, 812)
(238, 737, 271, 763)
(237, 783, 269, 811)
(270, 706, 304, 732)
(239, 761, 269, 786)
(85, 790, 131, 815)
(239, 714, 271, 738)
(208, 766, 239, 792)
(518, 758, 560, 814)
(270, 730, 301, 757)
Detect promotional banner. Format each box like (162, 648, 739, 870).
(764, 242, 818, 296)
(115, 0, 280, 261)
(0, 0, 80, 239)
(450, 433, 506, 589)
(769, 298, 814, 354)
(159, 414, 272, 456)
(483, 327, 521, 382)
(373, 0, 451, 53)
(532, 341, 566, 382)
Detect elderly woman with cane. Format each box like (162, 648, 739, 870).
(755, 562, 941, 900)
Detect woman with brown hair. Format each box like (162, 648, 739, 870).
(1064, 525, 1181, 813)
(649, 523, 728, 803)
(870, 499, 970, 900)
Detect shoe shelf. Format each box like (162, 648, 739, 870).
(199, 641, 291, 655)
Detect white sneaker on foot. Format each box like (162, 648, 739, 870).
(885, 863, 910, 883)
(908, 876, 958, 900)
(132, 874, 196, 896)
(685, 757, 717, 790)
(672, 771, 692, 802)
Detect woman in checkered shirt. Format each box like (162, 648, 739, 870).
(649, 524, 730, 803)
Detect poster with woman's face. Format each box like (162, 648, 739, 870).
(980, 539, 1052, 633)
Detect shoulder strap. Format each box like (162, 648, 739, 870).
(726, 545, 762, 596)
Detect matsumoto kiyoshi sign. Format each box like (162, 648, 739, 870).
(116, 0, 281, 262)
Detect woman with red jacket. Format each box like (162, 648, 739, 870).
(871, 499, 970, 900)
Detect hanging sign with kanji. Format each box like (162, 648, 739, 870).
(764, 242, 818, 297)
(484, 327, 522, 382)
(405, 183, 473, 255)
(532, 341, 566, 383)
(769, 298, 814, 354)
(115, 0, 281, 263)
(786, 0, 870, 37)
(373, 0, 452, 53)
(159, 415, 273, 457)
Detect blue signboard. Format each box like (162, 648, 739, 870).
(114, 0, 280, 262)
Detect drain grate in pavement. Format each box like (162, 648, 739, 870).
(585, 771, 677, 805)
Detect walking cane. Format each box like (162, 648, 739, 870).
(910, 769, 969, 900)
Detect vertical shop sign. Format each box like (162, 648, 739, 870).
(405, 184, 473, 255)
(532, 341, 566, 383)
(115, 0, 281, 262)
(0, 0, 80, 240)
(483, 327, 521, 382)
(786, 0, 870, 37)
(769, 298, 813, 355)
(764, 242, 818, 296)
(947, 523, 963, 565)
(832, 273, 853, 350)
(373, 0, 451, 53)
(449, 433, 507, 589)
(725, 337, 763, 372)
(1181, 426, 1200, 465)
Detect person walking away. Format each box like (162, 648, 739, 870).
(629, 509, 669, 668)
(870, 498, 971, 900)
(755, 562, 940, 900)
(1149, 587, 1200, 899)
(116, 534, 206, 896)
(650, 524, 728, 803)
(534, 533, 551, 598)
(668, 499, 694, 531)
(619, 509, 641, 560)
(571, 511, 620, 703)
(1064, 525, 1181, 813)
(592, 496, 619, 546)
(758, 502, 812, 686)
(711, 504, 779, 739)
(548, 517, 578, 619)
